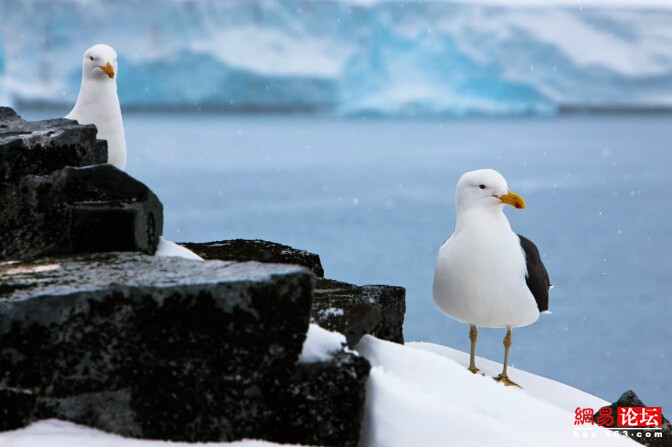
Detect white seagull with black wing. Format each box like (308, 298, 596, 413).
(433, 169, 551, 387)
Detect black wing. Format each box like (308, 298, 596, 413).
(517, 234, 551, 312)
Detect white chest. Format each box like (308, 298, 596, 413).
(432, 212, 539, 328)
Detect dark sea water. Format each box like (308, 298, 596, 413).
(20, 110, 672, 412)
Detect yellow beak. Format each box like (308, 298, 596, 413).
(494, 190, 526, 210)
(98, 62, 115, 79)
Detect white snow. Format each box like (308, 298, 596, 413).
(0, 333, 640, 447)
(0, 419, 302, 447)
(356, 335, 638, 447)
(298, 323, 347, 363)
(155, 237, 204, 261)
(408, 342, 609, 414)
(318, 307, 345, 317)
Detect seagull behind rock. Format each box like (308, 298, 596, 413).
(433, 169, 551, 387)
(66, 44, 126, 170)
(66, 44, 202, 261)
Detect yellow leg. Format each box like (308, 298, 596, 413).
(468, 325, 479, 374)
(494, 328, 521, 387)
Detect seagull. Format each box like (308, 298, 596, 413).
(66, 44, 202, 262)
(433, 169, 551, 387)
(66, 44, 126, 170)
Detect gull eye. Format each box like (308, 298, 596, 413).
(89, 56, 94, 61)
(479, 184, 486, 190)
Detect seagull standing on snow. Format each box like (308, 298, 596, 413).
(433, 169, 551, 387)
(66, 44, 126, 170)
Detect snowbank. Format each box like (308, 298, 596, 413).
(0, 419, 300, 447)
(356, 335, 637, 447)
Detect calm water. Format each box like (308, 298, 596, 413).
(21, 110, 672, 412)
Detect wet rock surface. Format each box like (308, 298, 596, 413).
(269, 352, 371, 447)
(1, 108, 162, 260)
(0, 388, 36, 432)
(313, 278, 405, 347)
(181, 239, 325, 277)
(0, 107, 106, 183)
(0, 253, 314, 442)
(1, 164, 163, 260)
(593, 390, 671, 447)
(180, 239, 406, 346)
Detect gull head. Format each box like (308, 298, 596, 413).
(456, 169, 526, 212)
(81, 44, 118, 81)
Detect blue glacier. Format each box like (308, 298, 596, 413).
(2, 0, 672, 116)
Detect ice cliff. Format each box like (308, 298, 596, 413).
(1, 0, 672, 116)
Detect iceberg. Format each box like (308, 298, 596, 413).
(1, 0, 672, 116)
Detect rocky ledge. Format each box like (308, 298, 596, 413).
(0, 107, 106, 182)
(181, 240, 406, 346)
(593, 390, 671, 447)
(0, 107, 406, 445)
(0, 253, 371, 445)
(182, 239, 325, 277)
(0, 107, 162, 260)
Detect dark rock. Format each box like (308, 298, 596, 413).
(179, 239, 406, 346)
(268, 351, 370, 447)
(0, 107, 107, 183)
(0, 388, 36, 431)
(593, 390, 671, 447)
(313, 278, 405, 347)
(180, 239, 324, 277)
(0, 164, 163, 260)
(34, 390, 138, 434)
(0, 253, 313, 442)
(0, 110, 373, 445)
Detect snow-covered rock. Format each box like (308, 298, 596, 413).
(2, 0, 672, 115)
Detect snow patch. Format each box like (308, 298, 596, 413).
(298, 323, 346, 363)
(318, 307, 344, 317)
(0, 419, 303, 447)
(155, 237, 204, 261)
